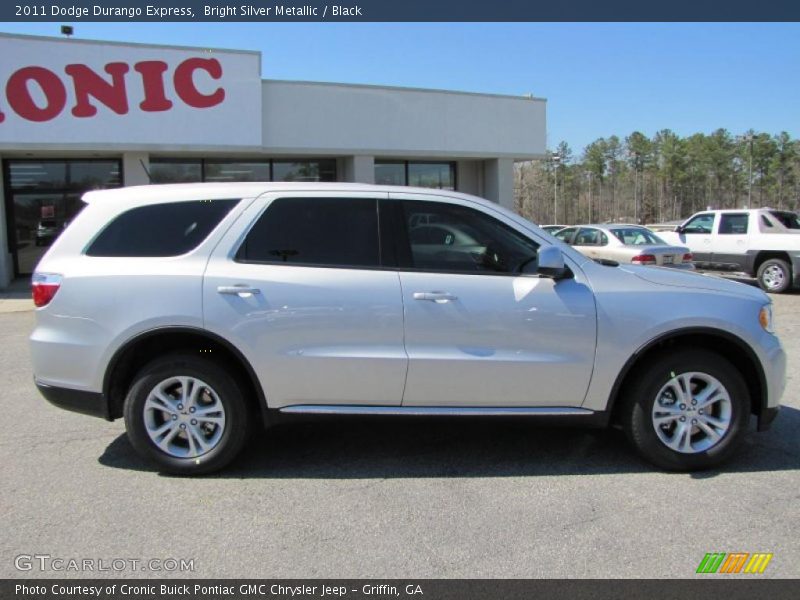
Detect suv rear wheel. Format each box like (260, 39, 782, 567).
(123, 354, 250, 475)
(621, 349, 749, 471)
(757, 258, 791, 294)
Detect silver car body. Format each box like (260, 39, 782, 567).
(556, 224, 694, 269)
(30, 183, 784, 424)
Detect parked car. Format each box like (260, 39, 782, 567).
(541, 224, 567, 234)
(554, 224, 694, 269)
(31, 183, 784, 475)
(659, 208, 800, 293)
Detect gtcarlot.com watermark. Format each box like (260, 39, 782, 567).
(14, 554, 195, 573)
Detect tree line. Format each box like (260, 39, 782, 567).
(514, 129, 800, 226)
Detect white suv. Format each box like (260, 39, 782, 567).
(31, 183, 785, 474)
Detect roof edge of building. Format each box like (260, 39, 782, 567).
(262, 78, 547, 103)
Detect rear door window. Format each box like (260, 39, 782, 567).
(718, 213, 749, 235)
(86, 199, 238, 257)
(574, 228, 602, 246)
(237, 197, 380, 268)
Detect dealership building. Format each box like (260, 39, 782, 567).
(0, 32, 546, 287)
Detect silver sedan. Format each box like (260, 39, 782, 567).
(554, 224, 694, 269)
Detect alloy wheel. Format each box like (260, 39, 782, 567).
(651, 372, 732, 454)
(143, 376, 226, 458)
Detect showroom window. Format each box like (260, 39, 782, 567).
(375, 161, 456, 190)
(204, 161, 271, 182)
(273, 160, 337, 182)
(3, 159, 122, 276)
(150, 159, 336, 184)
(149, 160, 203, 183)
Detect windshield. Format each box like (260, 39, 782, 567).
(611, 227, 666, 246)
(769, 211, 800, 230)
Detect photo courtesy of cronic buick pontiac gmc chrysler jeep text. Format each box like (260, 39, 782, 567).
(30, 183, 785, 475)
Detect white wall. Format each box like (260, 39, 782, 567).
(343, 155, 375, 184)
(483, 158, 515, 210)
(262, 81, 546, 159)
(122, 153, 150, 186)
(456, 160, 481, 197)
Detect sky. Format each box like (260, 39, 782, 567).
(1, 22, 798, 156)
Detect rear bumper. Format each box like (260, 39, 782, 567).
(35, 380, 110, 420)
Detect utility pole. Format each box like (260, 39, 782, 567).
(629, 150, 641, 224)
(739, 133, 755, 209)
(548, 152, 561, 223)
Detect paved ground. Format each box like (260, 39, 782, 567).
(1, 285, 798, 579)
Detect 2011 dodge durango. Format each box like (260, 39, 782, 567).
(30, 183, 785, 474)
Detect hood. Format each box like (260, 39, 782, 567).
(619, 264, 769, 302)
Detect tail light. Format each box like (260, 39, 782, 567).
(683, 253, 693, 262)
(32, 273, 62, 308)
(632, 254, 657, 265)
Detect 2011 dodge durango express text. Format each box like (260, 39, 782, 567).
(30, 183, 785, 474)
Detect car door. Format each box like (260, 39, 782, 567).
(391, 193, 597, 408)
(712, 212, 750, 270)
(203, 191, 407, 408)
(677, 213, 716, 262)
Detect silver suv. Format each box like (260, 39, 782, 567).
(31, 183, 785, 475)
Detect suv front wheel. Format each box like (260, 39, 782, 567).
(622, 350, 749, 471)
(123, 354, 250, 475)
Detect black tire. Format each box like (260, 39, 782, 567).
(756, 258, 791, 294)
(123, 353, 251, 475)
(621, 349, 749, 471)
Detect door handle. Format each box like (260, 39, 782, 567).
(217, 285, 261, 297)
(413, 291, 457, 303)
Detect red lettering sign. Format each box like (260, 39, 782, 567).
(6, 66, 67, 122)
(65, 62, 130, 117)
(173, 58, 225, 108)
(134, 61, 173, 112)
(0, 57, 226, 124)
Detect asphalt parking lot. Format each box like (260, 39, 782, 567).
(1, 283, 799, 579)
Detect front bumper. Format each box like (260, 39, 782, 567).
(35, 380, 110, 420)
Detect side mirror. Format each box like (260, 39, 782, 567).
(537, 246, 568, 280)
(675, 225, 685, 234)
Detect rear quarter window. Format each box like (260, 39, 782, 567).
(85, 199, 238, 257)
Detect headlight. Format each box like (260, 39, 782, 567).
(759, 304, 774, 333)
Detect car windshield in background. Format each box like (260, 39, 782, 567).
(611, 228, 666, 246)
(769, 211, 800, 229)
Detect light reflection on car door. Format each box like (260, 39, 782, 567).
(202, 192, 407, 408)
(392, 193, 597, 408)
